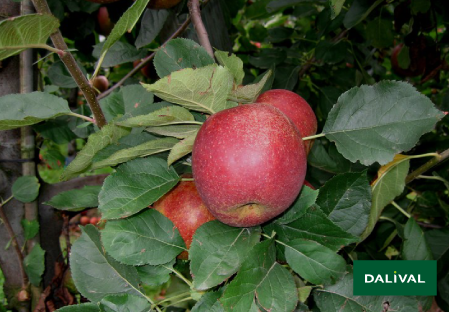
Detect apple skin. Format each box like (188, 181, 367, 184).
(80, 216, 90, 226)
(92, 76, 109, 93)
(148, 0, 182, 9)
(192, 103, 307, 227)
(153, 176, 215, 259)
(255, 89, 317, 154)
(97, 7, 114, 36)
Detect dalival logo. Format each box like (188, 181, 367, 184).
(364, 271, 425, 284)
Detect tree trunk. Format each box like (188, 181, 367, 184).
(0, 2, 29, 311)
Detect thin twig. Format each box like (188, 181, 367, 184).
(406, 148, 449, 184)
(30, 0, 107, 128)
(0, 201, 28, 289)
(188, 0, 214, 58)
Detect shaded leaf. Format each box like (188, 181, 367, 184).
(0, 14, 59, 61)
(323, 81, 444, 166)
(98, 157, 179, 219)
(284, 238, 347, 284)
(316, 171, 371, 236)
(167, 130, 198, 166)
(275, 186, 319, 224)
(44, 185, 101, 212)
(61, 123, 131, 181)
(366, 17, 394, 49)
(102, 209, 185, 265)
(190, 221, 261, 290)
(154, 38, 215, 78)
(136, 8, 170, 49)
(47, 61, 88, 89)
(0, 92, 71, 130)
(91, 137, 178, 169)
(137, 259, 175, 286)
(93, 41, 146, 68)
(361, 155, 410, 240)
(191, 288, 225, 312)
(330, 0, 346, 19)
(402, 218, 433, 260)
(21, 219, 39, 240)
(56, 303, 100, 312)
(343, 0, 384, 29)
(215, 50, 244, 85)
(12, 176, 40, 203)
(23, 244, 45, 286)
(220, 239, 298, 312)
(70, 225, 141, 303)
(144, 64, 235, 114)
(229, 70, 272, 103)
(99, 294, 151, 312)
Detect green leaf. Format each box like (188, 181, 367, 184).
(23, 243, 45, 286)
(314, 273, 424, 311)
(91, 137, 178, 170)
(323, 81, 444, 166)
(316, 171, 372, 236)
(315, 40, 347, 64)
(167, 130, 198, 166)
(191, 288, 225, 312)
(102, 209, 185, 265)
(329, 0, 346, 19)
(215, 50, 244, 85)
(146, 125, 201, 139)
(0, 92, 71, 130)
(153, 38, 215, 78)
(96, 0, 149, 69)
(220, 239, 298, 312)
(229, 70, 272, 104)
(343, 0, 384, 29)
(411, 0, 431, 14)
(48, 61, 88, 89)
(99, 294, 151, 312)
(144, 64, 236, 114)
(284, 238, 347, 284)
(190, 221, 261, 290)
(44, 185, 101, 212)
(98, 157, 179, 219)
(397, 45, 411, 69)
(425, 228, 449, 261)
(136, 8, 170, 49)
(366, 18, 394, 49)
(275, 186, 319, 224)
(56, 303, 100, 312)
(33, 116, 78, 144)
(402, 218, 433, 260)
(61, 123, 131, 181)
(93, 41, 146, 68)
(99, 84, 155, 123)
(12, 176, 40, 203)
(137, 259, 175, 286)
(0, 14, 59, 61)
(360, 155, 410, 240)
(265, 206, 359, 252)
(21, 219, 39, 240)
(70, 225, 141, 303)
(118, 106, 195, 127)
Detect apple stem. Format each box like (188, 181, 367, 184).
(302, 133, 325, 141)
(181, 178, 194, 182)
(391, 201, 411, 218)
(68, 112, 95, 124)
(162, 265, 193, 288)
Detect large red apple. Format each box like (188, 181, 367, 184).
(153, 176, 215, 259)
(256, 89, 317, 154)
(192, 103, 307, 227)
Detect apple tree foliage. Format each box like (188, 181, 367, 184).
(0, 0, 449, 311)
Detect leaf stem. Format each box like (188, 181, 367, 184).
(3, 44, 65, 56)
(162, 296, 193, 307)
(31, 0, 107, 128)
(163, 265, 193, 288)
(406, 148, 449, 184)
(302, 133, 325, 141)
(68, 112, 95, 124)
(391, 201, 411, 218)
(152, 291, 191, 307)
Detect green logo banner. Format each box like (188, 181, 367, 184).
(353, 260, 437, 296)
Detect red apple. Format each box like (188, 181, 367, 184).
(80, 216, 90, 226)
(256, 89, 317, 154)
(192, 103, 307, 227)
(97, 7, 114, 36)
(153, 176, 215, 259)
(91, 76, 109, 93)
(148, 0, 182, 9)
(90, 217, 99, 225)
(133, 60, 157, 80)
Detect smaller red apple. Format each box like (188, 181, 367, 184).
(153, 176, 215, 259)
(91, 76, 109, 93)
(90, 217, 99, 225)
(80, 216, 90, 226)
(97, 7, 114, 36)
(256, 89, 317, 154)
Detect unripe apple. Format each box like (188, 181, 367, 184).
(148, 0, 182, 9)
(153, 176, 215, 259)
(91, 76, 109, 93)
(97, 7, 114, 36)
(256, 89, 317, 154)
(192, 104, 307, 227)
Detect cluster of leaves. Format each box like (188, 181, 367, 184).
(1, 0, 449, 311)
